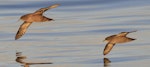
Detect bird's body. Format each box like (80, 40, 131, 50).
(105, 35, 135, 43)
(20, 13, 53, 22)
(103, 31, 136, 55)
(15, 4, 60, 40)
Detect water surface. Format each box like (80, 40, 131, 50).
(0, 0, 150, 67)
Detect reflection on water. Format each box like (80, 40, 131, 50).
(102, 55, 150, 67)
(103, 58, 111, 67)
(16, 52, 52, 67)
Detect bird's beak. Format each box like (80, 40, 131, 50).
(52, 19, 55, 21)
(103, 40, 106, 42)
(128, 30, 137, 33)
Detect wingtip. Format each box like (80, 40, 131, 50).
(15, 35, 20, 40)
(103, 52, 108, 56)
(15, 37, 18, 40)
(49, 4, 60, 9)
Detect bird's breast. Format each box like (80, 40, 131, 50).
(20, 14, 33, 22)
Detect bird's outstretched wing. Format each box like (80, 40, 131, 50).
(103, 43, 115, 55)
(47, 4, 60, 9)
(15, 21, 32, 40)
(34, 4, 60, 14)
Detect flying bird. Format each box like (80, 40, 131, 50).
(103, 31, 136, 55)
(15, 4, 60, 40)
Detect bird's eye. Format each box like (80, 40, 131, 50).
(39, 10, 42, 12)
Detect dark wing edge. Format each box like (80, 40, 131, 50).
(126, 37, 136, 42)
(103, 43, 115, 55)
(120, 37, 136, 43)
(15, 21, 32, 40)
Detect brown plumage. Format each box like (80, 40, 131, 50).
(103, 31, 136, 55)
(15, 4, 60, 40)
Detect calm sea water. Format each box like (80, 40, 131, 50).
(0, 0, 150, 67)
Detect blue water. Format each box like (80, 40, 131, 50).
(0, 0, 150, 67)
